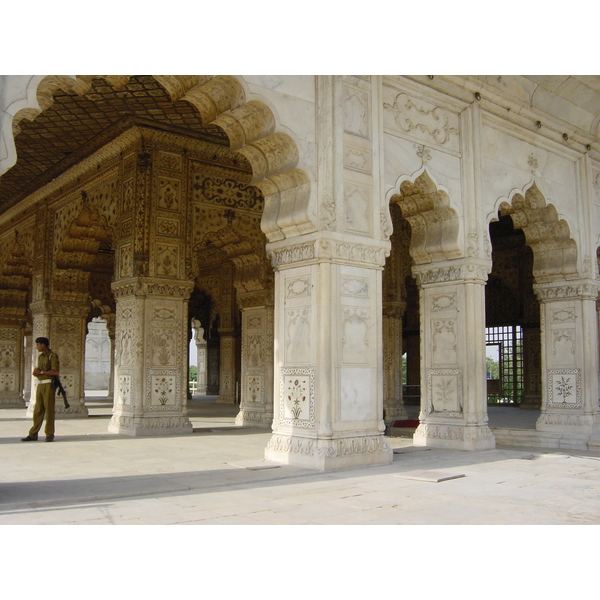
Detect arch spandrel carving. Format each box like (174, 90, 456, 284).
(498, 183, 579, 283)
(389, 170, 462, 265)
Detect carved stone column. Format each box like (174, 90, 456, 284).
(109, 278, 194, 436)
(216, 332, 237, 403)
(23, 330, 32, 405)
(382, 301, 408, 421)
(206, 338, 220, 394)
(0, 321, 25, 408)
(264, 238, 393, 470)
(520, 326, 542, 409)
(105, 316, 115, 401)
(235, 291, 274, 427)
(534, 280, 600, 445)
(412, 260, 495, 451)
(191, 319, 207, 395)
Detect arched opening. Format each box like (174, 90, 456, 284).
(382, 202, 419, 426)
(486, 183, 578, 428)
(84, 317, 111, 393)
(0, 74, 306, 436)
(385, 170, 461, 436)
(486, 214, 540, 416)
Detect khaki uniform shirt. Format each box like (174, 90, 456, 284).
(37, 350, 59, 379)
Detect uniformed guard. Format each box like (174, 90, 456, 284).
(21, 337, 60, 442)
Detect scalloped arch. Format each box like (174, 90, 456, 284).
(495, 182, 578, 283)
(388, 169, 463, 265)
(0, 75, 313, 241)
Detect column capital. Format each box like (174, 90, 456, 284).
(533, 278, 600, 302)
(111, 277, 195, 299)
(412, 258, 491, 286)
(266, 232, 391, 270)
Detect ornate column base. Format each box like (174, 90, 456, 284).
(265, 433, 393, 471)
(108, 415, 193, 436)
(413, 423, 496, 451)
(536, 411, 600, 440)
(235, 409, 273, 427)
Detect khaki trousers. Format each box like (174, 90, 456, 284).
(29, 382, 56, 438)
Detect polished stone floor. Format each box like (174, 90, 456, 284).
(1, 395, 598, 526)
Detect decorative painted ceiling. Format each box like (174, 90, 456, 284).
(0, 75, 234, 215)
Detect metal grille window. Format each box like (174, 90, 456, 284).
(486, 325, 523, 405)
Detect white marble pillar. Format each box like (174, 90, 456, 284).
(216, 333, 237, 403)
(383, 301, 408, 421)
(412, 260, 495, 451)
(235, 297, 274, 427)
(192, 321, 207, 395)
(534, 280, 600, 446)
(0, 323, 25, 408)
(264, 239, 393, 470)
(108, 279, 194, 436)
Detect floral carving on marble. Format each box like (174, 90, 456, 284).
(118, 374, 131, 405)
(158, 177, 181, 212)
(122, 179, 135, 213)
(245, 373, 264, 405)
(246, 335, 262, 368)
(427, 369, 463, 416)
(156, 244, 179, 277)
(157, 217, 180, 237)
(152, 328, 177, 367)
(158, 151, 182, 172)
(148, 373, 178, 408)
(548, 369, 581, 408)
(0, 343, 16, 368)
(0, 373, 16, 392)
(280, 368, 315, 428)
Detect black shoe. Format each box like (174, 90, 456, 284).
(45, 437, 54, 442)
(21, 436, 38, 442)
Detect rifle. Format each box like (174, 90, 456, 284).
(51, 377, 70, 409)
